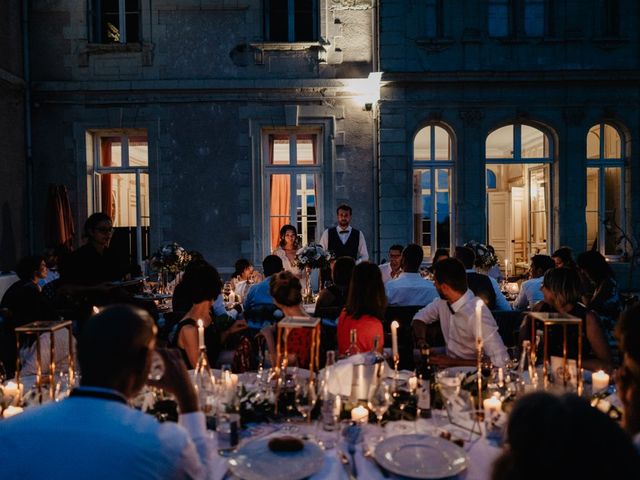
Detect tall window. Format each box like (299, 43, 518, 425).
(602, 0, 620, 36)
(488, 0, 547, 38)
(90, 132, 149, 267)
(485, 124, 552, 273)
(265, 132, 321, 251)
(90, 0, 141, 44)
(264, 0, 318, 42)
(413, 125, 454, 259)
(586, 123, 625, 257)
(425, 0, 445, 38)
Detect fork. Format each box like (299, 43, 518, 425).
(347, 441, 358, 478)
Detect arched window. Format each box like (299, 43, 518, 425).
(485, 123, 552, 275)
(413, 124, 454, 258)
(586, 123, 625, 257)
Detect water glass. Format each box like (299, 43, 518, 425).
(295, 379, 317, 422)
(147, 350, 165, 381)
(216, 412, 240, 455)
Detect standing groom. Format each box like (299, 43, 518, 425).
(318, 204, 369, 263)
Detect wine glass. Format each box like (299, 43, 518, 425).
(368, 382, 392, 428)
(391, 378, 410, 420)
(295, 379, 317, 422)
(436, 369, 462, 411)
(147, 350, 165, 381)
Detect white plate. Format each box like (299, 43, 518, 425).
(374, 434, 469, 479)
(229, 437, 325, 480)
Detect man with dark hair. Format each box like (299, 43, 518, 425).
(615, 304, 640, 449)
(454, 246, 511, 311)
(318, 203, 369, 263)
(243, 255, 284, 328)
(513, 254, 555, 310)
(379, 244, 404, 283)
(412, 258, 508, 366)
(385, 244, 438, 306)
(0, 304, 212, 479)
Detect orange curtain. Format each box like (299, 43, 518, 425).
(270, 175, 290, 252)
(100, 138, 114, 219)
(45, 185, 75, 249)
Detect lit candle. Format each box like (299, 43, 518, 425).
(475, 299, 484, 343)
(351, 405, 369, 423)
(197, 319, 205, 350)
(504, 259, 509, 275)
(333, 394, 342, 417)
(592, 370, 610, 393)
(390, 321, 399, 361)
(3, 381, 23, 403)
(483, 393, 502, 417)
(408, 375, 418, 392)
(498, 368, 504, 387)
(92, 305, 100, 315)
(2, 405, 24, 418)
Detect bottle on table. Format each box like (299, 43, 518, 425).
(345, 328, 360, 357)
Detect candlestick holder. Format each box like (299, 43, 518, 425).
(15, 320, 74, 404)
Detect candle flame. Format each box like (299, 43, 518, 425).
(391, 320, 399, 329)
(197, 319, 204, 328)
(92, 306, 100, 315)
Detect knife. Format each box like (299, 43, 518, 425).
(338, 450, 357, 480)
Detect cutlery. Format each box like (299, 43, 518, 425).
(347, 441, 358, 478)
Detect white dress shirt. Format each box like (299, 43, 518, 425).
(385, 272, 439, 306)
(412, 289, 509, 367)
(0, 388, 212, 479)
(512, 276, 544, 310)
(379, 262, 402, 283)
(466, 268, 512, 311)
(318, 225, 369, 263)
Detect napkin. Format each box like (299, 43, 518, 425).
(323, 354, 367, 397)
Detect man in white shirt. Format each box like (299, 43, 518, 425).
(379, 244, 403, 283)
(512, 254, 555, 310)
(386, 243, 438, 306)
(318, 204, 368, 263)
(0, 304, 212, 480)
(412, 258, 508, 367)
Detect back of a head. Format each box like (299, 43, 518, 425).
(187, 262, 222, 304)
(542, 267, 581, 306)
(454, 246, 475, 270)
(263, 255, 284, 277)
(333, 256, 356, 288)
(15, 255, 44, 281)
(617, 303, 640, 367)
(233, 258, 251, 278)
(402, 243, 424, 272)
(530, 255, 555, 274)
(432, 248, 450, 264)
(346, 261, 387, 320)
(78, 304, 154, 387)
(433, 257, 468, 293)
(269, 271, 302, 306)
(492, 392, 640, 480)
(552, 246, 575, 268)
(576, 250, 614, 283)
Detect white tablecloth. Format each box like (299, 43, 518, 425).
(0, 273, 18, 302)
(209, 415, 501, 480)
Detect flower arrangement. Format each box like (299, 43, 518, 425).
(464, 240, 499, 269)
(150, 242, 191, 273)
(294, 242, 334, 270)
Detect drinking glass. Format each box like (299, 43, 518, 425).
(436, 369, 462, 410)
(295, 379, 317, 422)
(368, 382, 392, 427)
(147, 350, 165, 381)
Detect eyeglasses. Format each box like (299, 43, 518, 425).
(95, 226, 114, 234)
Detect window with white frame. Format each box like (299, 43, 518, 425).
(264, 132, 322, 252)
(264, 0, 318, 42)
(89, 131, 149, 266)
(90, 0, 141, 44)
(413, 125, 454, 259)
(586, 123, 625, 257)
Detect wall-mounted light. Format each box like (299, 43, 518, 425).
(352, 71, 383, 110)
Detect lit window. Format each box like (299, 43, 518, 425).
(89, 131, 150, 267)
(90, 0, 141, 44)
(266, 133, 321, 251)
(413, 125, 454, 258)
(586, 123, 625, 257)
(264, 0, 318, 42)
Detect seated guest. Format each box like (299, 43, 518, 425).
(1, 255, 59, 327)
(337, 262, 385, 355)
(0, 304, 212, 479)
(551, 246, 576, 268)
(577, 250, 621, 334)
(615, 304, 640, 448)
(243, 255, 284, 328)
(412, 258, 509, 367)
(512, 254, 555, 311)
(491, 392, 640, 480)
(379, 244, 403, 283)
(314, 256, 355, 320)
(526, 267, 611, 372)
(170, 262, 247, 370)
(229, 258, 257, 301)
(455, 246, 511, 311)
(386, 244, 438, 306)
